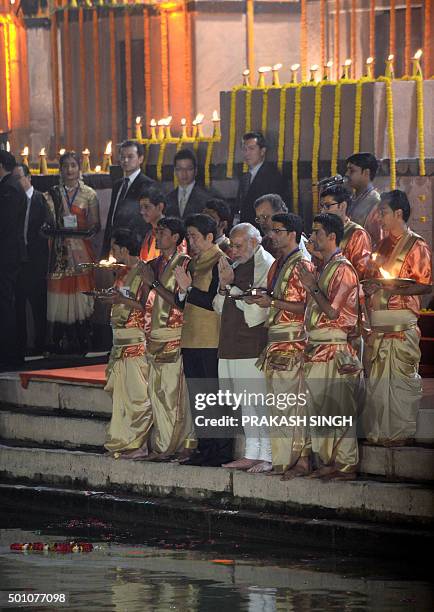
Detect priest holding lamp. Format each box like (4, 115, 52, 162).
(362, 190, 432, 447)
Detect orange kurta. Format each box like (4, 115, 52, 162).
(266, 257, 314, 356)
(367, 230, 432, 316)
(342, 223, 372, 281)
(306, 253, 360, 362)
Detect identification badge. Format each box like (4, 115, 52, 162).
(63, 214, 78, 229)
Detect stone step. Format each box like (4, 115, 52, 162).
(1, 372, 434, 443)
(0, 445, 432, 524)
(1, 407, 433, 481)
(0, 410, 107, 450)
(0, 373, 111, 417)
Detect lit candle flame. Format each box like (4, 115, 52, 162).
(379, 267, 392, 279)
(99, 255, 117, 266)
(242, 69, 250, 76)
(272, 63, 282, 71)
(181, 118, 187, 126)
(212, 110, 220, 122)
(258, 66, 272, 73)
(165, 115, 173, 126)
(388, 54, 394, 61)
(344, 58, 352, 67)
(104, 141, 112, 155)
(82, 148, 90, 155)
(135, 116, 141, 124)
(326, 60, 333, 68)
(310, 64, 319, 71)
(6, 141, 10, 152)
(59, 148, 66, 156)
(95, 165, 101, 172)
(21, 146, 29, 156)
(157, 119, 165, 126)
(290, 63, 300, 72)
(366, 57, 374, 65)
(39, 147, 46, 155)
(414, 49, 423, 60)
(150, 118, 157, 127)
(371, 252, 378, 261)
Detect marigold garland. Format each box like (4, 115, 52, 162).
(416, 78, 426, 176)
(143, 142, 150, 175)
(401, 75, 426, 176)
(11, 541, 93, 553)
(311, 82, 323, 212)
(378, 76, 396, 188)
(261, 88, 269, 135)
(226, 86, 242, 178)
(242, 88, 253, 172)
(156, 142, 167, 182)
(353, 80, 363, 153)
(204, 140, 214, 188)
(277, 85, 289, 173)
(292, 84, 302, 213)
(330, 82, 342, 175)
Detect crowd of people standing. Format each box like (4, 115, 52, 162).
(0, 134, 431, 482)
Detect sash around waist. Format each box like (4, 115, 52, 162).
(112, 327, 145, 347)
(307, 328, 348, 344)
(370, 309, 417, 332)
(267, 324, 305, 343)
(149, 326, 182, 343)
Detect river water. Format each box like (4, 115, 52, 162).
(0, 510, 432, 612)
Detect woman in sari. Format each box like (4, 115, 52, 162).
(44, 151, 100, 354)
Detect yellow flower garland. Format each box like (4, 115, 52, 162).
(414, 77, 426, 176)
(243, 88, 253, 172)
(261, 88, 269, 136)
(226, 86, 243, 178)
(378, 76, 396, 189)
(353, 77, 375, 154)
(143, 143, 150, 175)
(353, 80, 363, 153)
(311, 82, 323, 213)
(330, 82, 342, 176)
(400, 75, 425, 176)
(204, 140, 214, 188)
(292, 84, 302, 213)
(277, 85, 289, 173)
(156, 142, 167, 182)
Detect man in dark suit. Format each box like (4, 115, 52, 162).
(166, 149, 213, 219)
(12, 164, 51, 358)
(0, 151, 27, 368)
(101, 140, 154, 258)
(237, 131, 288, 226)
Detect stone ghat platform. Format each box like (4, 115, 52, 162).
(0, 372, 433, 544)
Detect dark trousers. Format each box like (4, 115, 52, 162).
(182, 347, 233, 463)
(0, 273, 20, 367)
(15, 263, 47, 358)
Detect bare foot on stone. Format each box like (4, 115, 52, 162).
(247, 461, 273, 474)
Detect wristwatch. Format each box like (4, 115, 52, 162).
(151, 280, 161, 289)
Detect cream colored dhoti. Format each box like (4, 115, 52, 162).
(147, 327, 194, 455)
(305, 329, 360, 471)
(363, 309, 421, 443)
(104, 328, 152, 453)
(257, 323, 309, 471)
